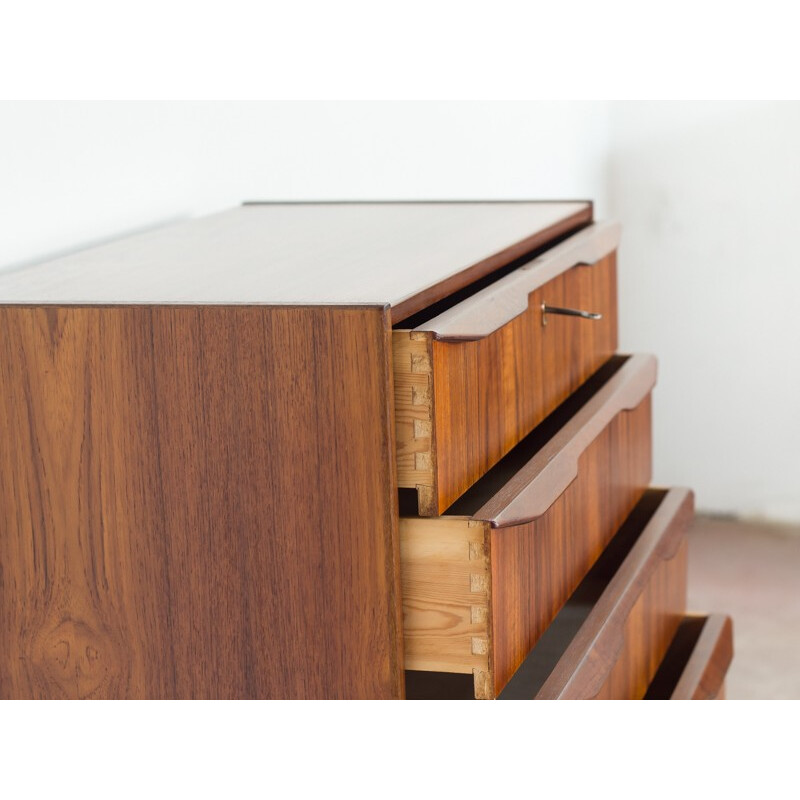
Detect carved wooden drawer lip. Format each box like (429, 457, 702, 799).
(645, 614, 734, 700)
(497, 488, 692, 700)
(401, 354, 655, 699)
(393, 222, 621, 516)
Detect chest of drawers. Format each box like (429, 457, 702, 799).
(0, 201, 732, 699)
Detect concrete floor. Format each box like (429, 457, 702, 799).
(688, 515, 800, 699)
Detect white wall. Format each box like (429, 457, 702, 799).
(609, 101, 800, 522)
(0, 102, 610, 271)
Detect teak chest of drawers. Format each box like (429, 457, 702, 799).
(0, 201, 732, 699)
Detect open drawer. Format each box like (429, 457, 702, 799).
(394, 222, 619, 515)
(497, 488, 691, 700)
(645, 615, 734, 700)
(401, 354, 655, 699)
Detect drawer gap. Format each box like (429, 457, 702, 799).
(394, 225, 588, 329)
(405, 670, 475, 700)
(643, 618, 708, 699)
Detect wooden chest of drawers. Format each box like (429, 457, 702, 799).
(0, 201, 732, 699)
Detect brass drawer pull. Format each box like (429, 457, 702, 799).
(541, 303, 603, 326)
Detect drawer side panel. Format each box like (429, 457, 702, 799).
(400, 518, 491, 687)
(0, 305, 403, 699)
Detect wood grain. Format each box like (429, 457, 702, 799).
(395, 251, 617, 515)
(392, 332, 437, 514)
(399, 364, 653, 698)
(0, 304, 403, 699)
(474, 354, 656, 527)
(645, 615, 734, 700)
(0, 202, 591, 320)
(489, 391, 652, 695)
(532, 490, 692, 699)
(583, 542, 687, 700)
(399, 517, 491, 695)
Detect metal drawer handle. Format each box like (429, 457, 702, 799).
(541, 303, 603, 327)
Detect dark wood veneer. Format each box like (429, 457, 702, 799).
(501, 489, 692, 699)
(488, 391, 653, 694)
(0, 201, 721, 702)
(645, 615, 734, 700)
(395, 248, 618, 515)
(400, 354, 654, 697)
(0, 305, 403, 699)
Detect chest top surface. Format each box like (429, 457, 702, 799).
(0, 201, 592, 320)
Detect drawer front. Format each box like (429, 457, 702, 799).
(394, 223, 619, 515)
(508, 489, 692, 700)
(645, 615, 734, 700)
(489, 388, 652, 695)
(400, 355, 654, 699)
(586, 547, 686, 700)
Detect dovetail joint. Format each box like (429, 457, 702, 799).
(473, 669, 492, 700)
(469, 573, 488, 594)
(471, 637, 489, 656)
(470, 605, 488, 624)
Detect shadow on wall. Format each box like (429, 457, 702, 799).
(607, 101, 800, 524)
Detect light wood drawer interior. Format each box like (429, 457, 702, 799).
(401, 354, 655, 699)
(393, 222, 619, 516)
(406, 489, 691, 700)
(645, 614, 734, 700)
